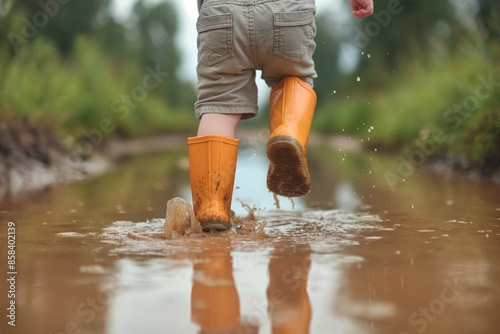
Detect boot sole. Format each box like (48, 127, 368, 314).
(201, 221, 231, 232)
(267, 136, 311, 197)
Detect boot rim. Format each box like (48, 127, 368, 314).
(188, 135, 239, 146)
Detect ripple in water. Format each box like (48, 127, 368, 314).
(91, 202, 383, 256)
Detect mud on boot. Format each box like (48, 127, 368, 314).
(267, 77, 317, 197)
(188, 135, 239, 232)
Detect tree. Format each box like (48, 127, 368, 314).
(128, 0, 194, 108)
(352, 0, 459, 84)
(312, 13, 343, 103)
(477, 0, 500, 41)
(11, 0, 112, 55)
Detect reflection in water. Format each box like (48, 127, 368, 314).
(1, 145, 499, 334)
(191, 240, 313, 334)
(83, 209, 375, 334)
(334, 182, 362, 212)
(191, 238, 241, 333)
(264, 246, 311, 334)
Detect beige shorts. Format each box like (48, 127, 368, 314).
(195, 0, 317, 119)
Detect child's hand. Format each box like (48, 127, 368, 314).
(350, 0, 374, 18)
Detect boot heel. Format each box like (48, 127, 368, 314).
(267, 77, 316, 197)
(267, 136, 311, 197)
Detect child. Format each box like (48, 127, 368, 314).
(189, 0, 374, 231)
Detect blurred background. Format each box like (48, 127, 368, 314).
(0, 0, 499, 172)
(1, 3, 499, 333)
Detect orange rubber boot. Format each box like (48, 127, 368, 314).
(267, 77, 317, 197)
(188, 135, 239, 231)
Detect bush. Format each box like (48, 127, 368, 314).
(313, 38, 500, 168)
(0, 34, 197, 142)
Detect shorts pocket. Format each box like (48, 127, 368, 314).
(197, 13, 234, 66)
(273, 9, 315, 62)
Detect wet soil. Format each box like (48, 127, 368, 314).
(0, 117, 108, 200)
(0, 144, 499, 334)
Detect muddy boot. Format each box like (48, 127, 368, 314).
(267, 77, 317, 197)
(188, 135, 239, 231)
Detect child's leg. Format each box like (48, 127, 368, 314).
(189, 114, 242, 231)
(197, 113, 242, 138)
(190, 1, 258, 231)
(188, 134, 239, 231)
(253, 0, 317, 197)
(267, 77, 317, 197)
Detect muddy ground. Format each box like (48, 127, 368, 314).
(0, 117, 108, 200)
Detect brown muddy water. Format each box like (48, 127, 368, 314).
(1, 143, 499, 334)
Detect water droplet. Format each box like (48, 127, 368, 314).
(356, 77, 361, 82)
(367, 53, 371, 58)
(374, 148, 378, 152)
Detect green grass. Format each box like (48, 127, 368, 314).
(0, 34, 197, 142)
(313, 40, 500, 170)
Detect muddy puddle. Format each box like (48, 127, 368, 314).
(1, 144, 499, 334)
